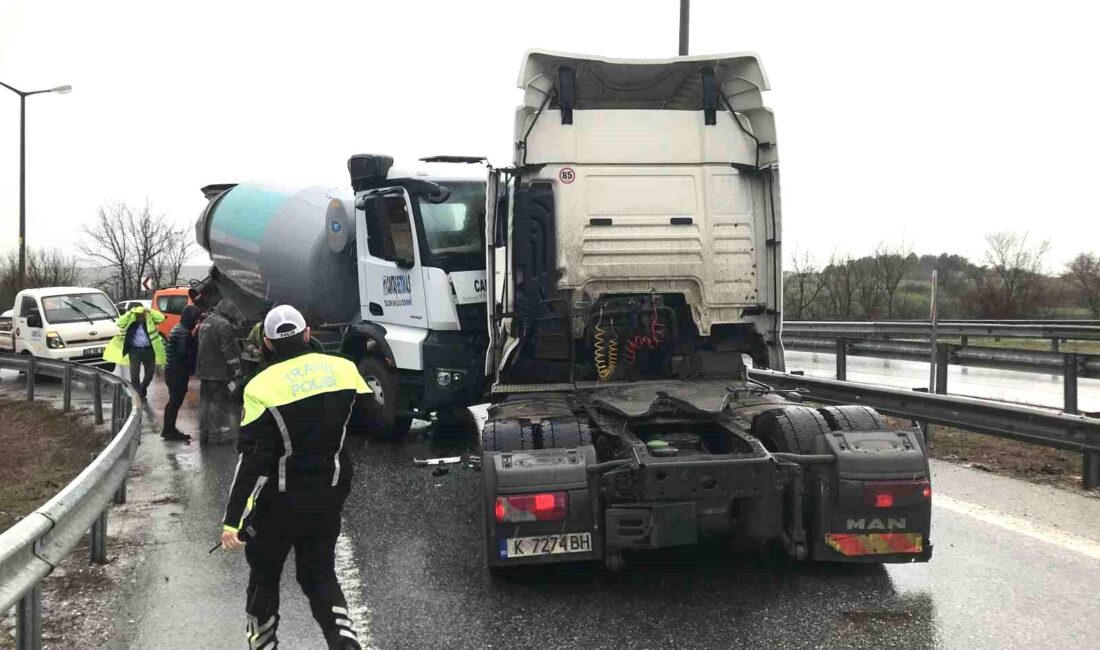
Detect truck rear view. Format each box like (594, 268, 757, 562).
(481, 51, 932, 572)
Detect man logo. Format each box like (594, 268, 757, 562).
(846, 518, 907, 531)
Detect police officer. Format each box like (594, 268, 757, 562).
(219, 305, 381, 650)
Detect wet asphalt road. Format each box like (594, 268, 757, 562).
(4, 368, 1100, 649)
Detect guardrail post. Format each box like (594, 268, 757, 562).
(26, 355, 36, 401)
(90, 510, 108, 564)
(93, 373, 104, 424)
(62, 362, 73, 412)
(835, 338, 847, 381)
(111, 384, 122, 434)
(1084, 452, 1100, 491)
(115, 477, 128, 504)
(960, 335, 968, 348)
(1052, 338, 1060, 352)
(935, 344, 950, 395)
(1064, 353, 1079, 415)
(15, 583, 42, 650)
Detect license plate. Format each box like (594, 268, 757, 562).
(85, 347, 104, 356)
(502, 532, 592, 558)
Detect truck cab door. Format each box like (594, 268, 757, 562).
(355, 188, 429, 366)
(16, 295, 44, 352)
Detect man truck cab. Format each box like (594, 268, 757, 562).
(8, 287, 120, 364)
(478, 51, 932, 573)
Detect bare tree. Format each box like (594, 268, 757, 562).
(0, 248, 83, 308)
(783, 249, 827, 320)
(78, 199, 194, 299)
(851, 257, 885, 319)
(974, 231, 1051, 318)
(1066, 252, 1100, 317)
(872, 240, 916, 318)
(819, 253, 857, 320)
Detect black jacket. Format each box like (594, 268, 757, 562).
(165, 305, 201, 376)
(222, 350, 378, 532)
(164, 323, 197, 376)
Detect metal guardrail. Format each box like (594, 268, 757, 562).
(749, 368, 1100, 489)
(784, 336, 1100, 416)
(0, 353, 141, 650)
(784, 320, 1100, 343)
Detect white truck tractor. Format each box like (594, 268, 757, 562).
(478, 51, 933, 572)
(193, 161, 488, 435)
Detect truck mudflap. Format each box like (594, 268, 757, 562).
(809, 429, 933, 563)
(483, 446, 603, 568)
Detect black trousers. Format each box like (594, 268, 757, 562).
(161, 370, 189, 434)
(244, 491, 361, 650)
(128, 346, 156, 395)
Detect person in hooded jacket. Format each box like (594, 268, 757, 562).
(104, 305, 166, 400)
(161, 304, 201, 441)
(196, 299, 245, 445)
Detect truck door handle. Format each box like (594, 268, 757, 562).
(369, 302, 384, 316)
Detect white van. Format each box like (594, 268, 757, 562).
(6, 287, 120, 364)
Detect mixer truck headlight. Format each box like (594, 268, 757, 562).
(46, 332, 66, 349)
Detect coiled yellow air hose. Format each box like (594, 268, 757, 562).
(594, 308, 618, 382)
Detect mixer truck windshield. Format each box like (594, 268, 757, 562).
(415, 181, 485, 272)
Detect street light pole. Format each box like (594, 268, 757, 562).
(679, 0, 690, 56)
(0, 81, 72, 289)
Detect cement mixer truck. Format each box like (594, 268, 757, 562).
(192, 160, 489, 436)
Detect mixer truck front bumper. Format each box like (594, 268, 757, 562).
(420, 330, 487, 412)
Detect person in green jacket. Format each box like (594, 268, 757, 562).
(104, 305, 166, 401)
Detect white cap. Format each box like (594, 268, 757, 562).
(263, 305, 307, 339)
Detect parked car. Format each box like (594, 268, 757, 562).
(152, 287, 193, 338)
(6, 287, 120, 364)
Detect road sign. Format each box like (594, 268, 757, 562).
(142, 276, 155, 292)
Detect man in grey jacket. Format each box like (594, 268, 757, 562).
(196, 299, 245, 445)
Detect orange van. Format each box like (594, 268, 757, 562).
(152, 287, 193, 338)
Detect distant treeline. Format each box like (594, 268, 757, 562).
(784, 232, 1100, 321)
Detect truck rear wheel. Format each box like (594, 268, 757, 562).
(817, 405, 885, 432)
(482, 414, 592, 452)
(752, 406, 830, 454)
(357, 357, 411, 439)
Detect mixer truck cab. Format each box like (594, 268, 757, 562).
(193, 161, 488, 437)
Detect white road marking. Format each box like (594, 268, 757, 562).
(334, 522, 376, 649)
(935, 494, 1100, 560)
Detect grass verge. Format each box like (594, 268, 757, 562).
(0, 395, 110, 532)
(879, 414, 1091, 493)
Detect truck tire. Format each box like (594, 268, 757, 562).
(357, 357, 410, 439)
(482, 415, 592, 452)
(817, 405, 886, 432)
(752, 406, 830, 455)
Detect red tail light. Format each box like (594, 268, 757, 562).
(495, 492, 568, 523)
(863, 480, 931, 508)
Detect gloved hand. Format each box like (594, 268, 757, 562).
(227, 378, 242, 397)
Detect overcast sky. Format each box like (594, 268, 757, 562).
(1, 0, 1098, 272)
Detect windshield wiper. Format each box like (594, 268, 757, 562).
(66, 302, 96, 325)
(76, 298, 114, 321)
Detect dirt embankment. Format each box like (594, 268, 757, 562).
(0, 396, 110, 532)
(881, 414, 1094, 494)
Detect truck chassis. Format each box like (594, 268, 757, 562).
(481, 380, 933, 571)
